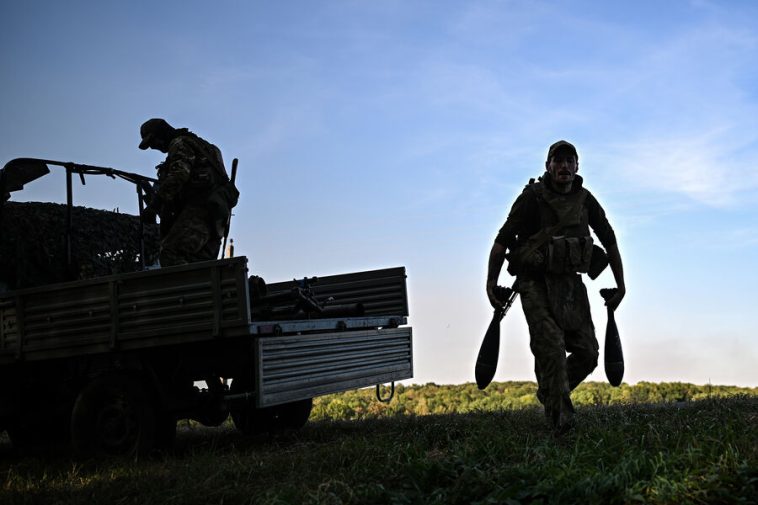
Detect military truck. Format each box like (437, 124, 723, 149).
(0, 158, 413, 456)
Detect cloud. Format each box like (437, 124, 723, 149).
(689, 225, 758, 252)
(598, 129, 758, 208)
(563, 20, 758, 209)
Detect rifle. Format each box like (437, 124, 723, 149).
(475, 281, 519, 390)
(221, 158, 238, 259)
(600, 288, 624, 386)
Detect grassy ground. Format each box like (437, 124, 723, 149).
(1, 396, 756, 505)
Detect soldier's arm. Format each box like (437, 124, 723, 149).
(155, 138, 195, 207)
(587, 193, 625, 310)
(486, 242, 508, 309)
(606, 243, 626, 311)
(487, 190, 534, 308)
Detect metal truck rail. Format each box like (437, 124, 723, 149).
(0, 257, 251, 364)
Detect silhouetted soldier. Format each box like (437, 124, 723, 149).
(486, 140, 626, 433)
(139, 118, 234, 267)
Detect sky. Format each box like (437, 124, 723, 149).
(2, 0, 757, 387)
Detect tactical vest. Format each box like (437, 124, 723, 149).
(508, 179, 593, 275)
(185, 132, 239, 237)
(172, 133, 240, 237)
(176, 134, 225, 197)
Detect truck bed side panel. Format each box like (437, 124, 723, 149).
(0, 258, 251, 364)
(264, 267, 409, 317)
(255, 327, 413, 407)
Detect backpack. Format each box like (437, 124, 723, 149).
(181, 133, 240, 237)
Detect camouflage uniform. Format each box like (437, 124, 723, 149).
(153, 132, 226, 267)
(495, 172, 616, 428)
(159, 204, 219, 266)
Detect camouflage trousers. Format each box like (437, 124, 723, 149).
(159, 205, 221, 267)
(518, 274, 598, 429)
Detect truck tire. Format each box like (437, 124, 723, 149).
(70, 374, 156, 458)
(277, 398, 313, 430)
(231, 398, 313, 435)
(228, 375, 259, 435)
(229, 375, 312, 435)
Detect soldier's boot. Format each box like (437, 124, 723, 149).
(545, 393, 575, 434)
(536, 388, 546, 405)
(554, 396, 576, 435)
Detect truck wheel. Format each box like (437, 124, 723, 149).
(231, 397, 312, 435)
(228, 376, 260, 435)
(277, 398, 313, 430)
(70, 374, 156, 458)
(228, 375, 313, 435)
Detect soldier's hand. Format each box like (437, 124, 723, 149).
(486, 281, 505, 309)
(604, 286, 626, 312)
(142, 205, 158, 224)
(139, 181, 156, 204)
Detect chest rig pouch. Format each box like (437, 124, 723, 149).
(536, 183, 593, 275)
(547, 235, 593, 274)
(509, 181, 592, 275)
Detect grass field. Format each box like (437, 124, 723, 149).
(1, 393, 755, 504)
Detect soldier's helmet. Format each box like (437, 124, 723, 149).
(139, 118, 175, 150)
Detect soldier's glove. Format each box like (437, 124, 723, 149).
(486, 281, 508, 309)
(142, 193, 165, 224)
(493, 285, 512, 304)
(142, 205, 158, 224)
(139, 181, 156, 205)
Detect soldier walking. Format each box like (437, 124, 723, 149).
(486, 140, 626, 433)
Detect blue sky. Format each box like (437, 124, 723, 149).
(2, 1, 757, 386)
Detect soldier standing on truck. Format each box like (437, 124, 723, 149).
(139, 118, 238, 266)
(485, 140, 626, 433)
